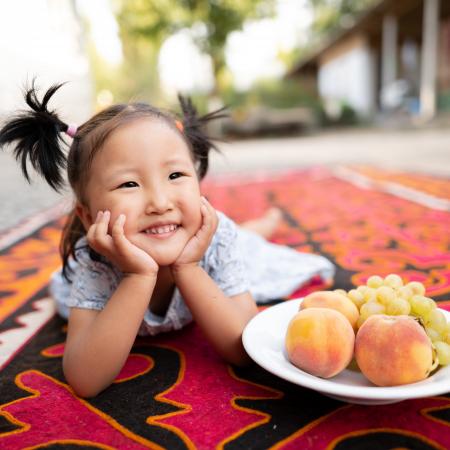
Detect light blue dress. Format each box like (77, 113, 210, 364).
(50, 211, 334, 335)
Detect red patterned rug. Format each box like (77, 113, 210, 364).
(0, 166, 449, 450)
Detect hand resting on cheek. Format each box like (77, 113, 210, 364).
(86, 210, 159, 278)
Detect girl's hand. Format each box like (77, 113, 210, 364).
(87, 211, 158, 277)
(171, 197, 218, 271)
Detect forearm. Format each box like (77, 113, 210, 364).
(172, 265, 257, 366)
(63, 274, 156, 397)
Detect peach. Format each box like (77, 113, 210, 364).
(285, 307, 355, 378)
(355, 315, 434, 386)
(300, 291, 359, 330)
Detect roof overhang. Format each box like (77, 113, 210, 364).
(289, 0, 450, 76)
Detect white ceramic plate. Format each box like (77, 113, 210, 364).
(242, 298, 450, 405)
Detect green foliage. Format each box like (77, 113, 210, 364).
(87, 0, 383, 113)
(315, 100, 359, 126)
(118, 0, 274, 48)
(309, 0, 379, 35)
(116, 0, 276, 85)
(222, 78, 319, 111)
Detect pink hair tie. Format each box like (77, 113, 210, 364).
(175, 120, 184, 132)
(66, 124, 78, 138)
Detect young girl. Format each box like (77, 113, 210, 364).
(0, 82, 334, 398)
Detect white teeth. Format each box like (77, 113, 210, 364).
(144, 224, 178, 234)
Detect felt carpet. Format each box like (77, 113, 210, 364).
(0, 166, 449, 450)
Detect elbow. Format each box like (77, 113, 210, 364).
(71, 385, 102, 399)
(69, 379, 104, 398)
(63, 357, 105, 398)
(64, 369, 103, 398)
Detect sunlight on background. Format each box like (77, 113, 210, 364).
(0, 0, 89, 78)
(227, 0, 313, 90)
(77, 0, 312, 94)
(158, 25, 215, 95)
(160, 0, 313, 93)
(0, 0, 311, 112)
(76, 0, 123, 66)
(0, 0, 91, 120)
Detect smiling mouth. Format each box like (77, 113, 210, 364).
(142, 224, 179, 235)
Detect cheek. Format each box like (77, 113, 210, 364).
(111, 208, 137, 233)
(88, 202, 135, 234)
(191, 199, 203, 229)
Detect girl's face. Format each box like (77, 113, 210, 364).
(78, 118, 202, 266)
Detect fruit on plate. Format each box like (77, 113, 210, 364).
(339, 274, 450, 368)
(285, 307, 355, 378)
(355, 314, 437, 386)
(300, 290, 359, 330)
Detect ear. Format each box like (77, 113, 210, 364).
(75, 202, 94, 231)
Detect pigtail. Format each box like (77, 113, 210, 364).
(177, 95, 228, 179)
(0, 81, 69, 191)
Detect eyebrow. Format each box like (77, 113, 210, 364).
(163, 156, 193, 167)
(101, 169, 135, 186)
(103, 158, 191, 181)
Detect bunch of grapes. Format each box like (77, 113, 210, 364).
(336, 274, 450, 367)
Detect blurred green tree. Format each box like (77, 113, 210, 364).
(308, 0, 378, 35)
(116, 0, 276, 99)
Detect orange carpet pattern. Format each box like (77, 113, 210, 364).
(0, 166, 449, 450)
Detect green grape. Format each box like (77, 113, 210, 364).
(425, 326, 441, 342)
(363, 288, 377, 303)
(443, 330, 450, 345)
(360, 301, 385, 319)
(443, 323, 450, 345)
(384, 274, 403, 289)
(409, 295, 434, 317)
(376, 286, 395, 305)
(434, 341, 450, 366)
(425, 309, 447, 334)
(406, 281, 426, 296)
(333, 289, 347, 296)
(386, 297, 411, 316)
(397, 286, 413, 299)
(357, 285, 369, 294)
(366, 275, 384, 289)
(426, 297, 437, 309)
(348, 289, 365, 308)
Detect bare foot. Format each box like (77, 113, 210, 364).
(240, 207, 283, 239)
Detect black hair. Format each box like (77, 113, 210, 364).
(177, 95, 227, 179)
(0, 81, 227, 280)
(0, 80, 71, 191)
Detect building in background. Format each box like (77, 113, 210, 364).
(0, 0, 93, 124)
(291, 0, 450, 122)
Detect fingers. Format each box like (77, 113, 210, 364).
(87, 212, 157, 275)
(111, 214, 130, 254)
(201, 196, 218, 233)
(86, 210, 132, 259)
(87, 210, 114, 254)
(111, 213, 125, 238)
(196, 196, 218, 245)
(95, 210, 110, 238)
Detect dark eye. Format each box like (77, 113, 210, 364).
(117, 181, 138, 189)
(169, 172, 184, 180)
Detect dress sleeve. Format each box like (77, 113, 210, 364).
(66, 242, 122, 311)
(203, 212, 250, 297)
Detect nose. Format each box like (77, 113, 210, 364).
(145, 184, 173, 214)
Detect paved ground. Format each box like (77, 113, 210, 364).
(1, 126, 449, 233)
(209, 126, 450, 176)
